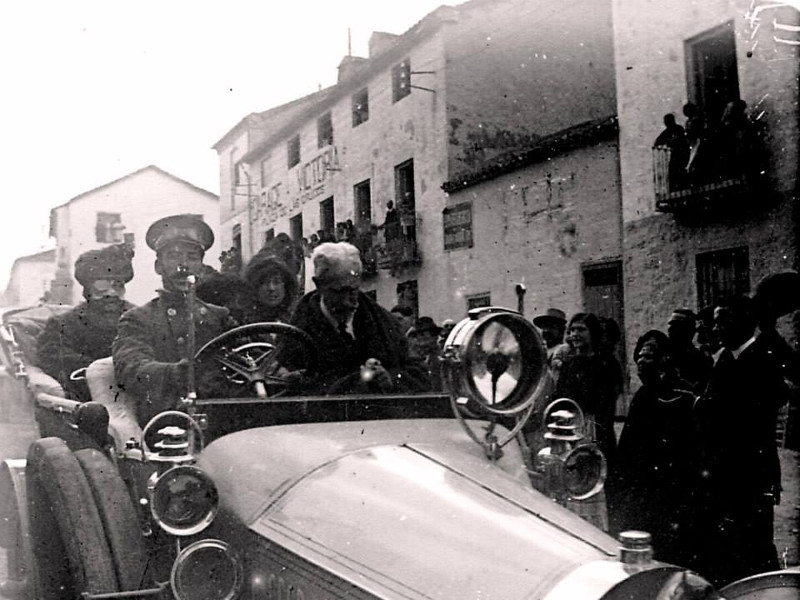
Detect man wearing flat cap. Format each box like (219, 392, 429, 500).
(277, 241, 430, 396)
(38, 244, 136, 401)
(533, 308, 567, 361)
(112, 214, 234, 425)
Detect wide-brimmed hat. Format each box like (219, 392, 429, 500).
(407, 316, 441, 337)
(753, 270, 800, 319)
(533, 308, 566, 328)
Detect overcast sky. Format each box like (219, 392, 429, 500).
(0, 0, 449, 290)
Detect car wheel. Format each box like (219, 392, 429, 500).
(74, 448, 149, 592)
(26, 437, 118, 598)
(0, 459, 34, 599)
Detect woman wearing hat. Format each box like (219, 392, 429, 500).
(244, 234, 302, 323)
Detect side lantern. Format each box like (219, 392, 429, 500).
(149, 465, 219, 536)
(534, 398, 606, 503)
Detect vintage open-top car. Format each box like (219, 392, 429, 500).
(0, 305, 798, 599)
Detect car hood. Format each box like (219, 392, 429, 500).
(198, 419, 618, 599)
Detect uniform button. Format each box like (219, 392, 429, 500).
(167, 308, 177, 317)
(199, 307, 207, 316)
(177, 337, 185, 344)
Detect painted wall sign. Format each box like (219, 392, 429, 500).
(442, 201, 473, 250)
(251, 146, 341, 228)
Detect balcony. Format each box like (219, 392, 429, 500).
(373, 214, 422, 274)
(653, 131, 765, 214)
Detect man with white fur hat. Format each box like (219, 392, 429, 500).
(278, 242, 430, 395)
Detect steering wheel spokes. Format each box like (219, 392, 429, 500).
(195, 322, 316, 398)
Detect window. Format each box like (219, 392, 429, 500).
(320, 197, 335, 238)
(696, 246, 750, 309)
(123, 233, 135, 247)
(260, 158, 268, 188)
(317, 112, 334, 148)
(686, 22, 740, 125)
(234, 161, 247, 186)
(265, 229, 275, 243)
(354, 180, 372, 226)
(352, 88, 369, 126)
(395, 159, 415, 209)
(392, 58, 411, 102)
(467, 293, 491, 310)
(354, 180, 372, 253)
(287, 135, 301, 168)
(232, 224, 242, 255)
(290, 213, 304, 242)
(396, 280, 419, 316)
(95, 212, 123, 243)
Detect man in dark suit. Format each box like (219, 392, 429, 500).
(278, 242, 430, 396)
(112, 214, 233, 426)
(693, 295, 787, 586)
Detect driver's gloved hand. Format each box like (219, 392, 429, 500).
(174, 358, 191, 389)
(282, 369, 309, 393)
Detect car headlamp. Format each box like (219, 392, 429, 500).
(150, 465, 219, 536)
(171, 539, 242, 600)
(442, 308, 548, 416)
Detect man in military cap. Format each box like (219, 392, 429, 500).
(112, 214, 234, 425)
(38, 243, 135, 401)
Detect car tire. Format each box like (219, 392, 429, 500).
(26, 437, 118, 598)
(74, 448, 149, 592)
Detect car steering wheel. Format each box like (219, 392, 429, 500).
(195, 322, 316, 398)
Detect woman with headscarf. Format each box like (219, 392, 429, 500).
(607, 330, 698, 568)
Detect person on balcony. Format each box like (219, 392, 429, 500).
(718, 99, 756, 181)
(653, 113, 689, 191)
(683, 102, 707, 178)
(37, 244, 135, 401)
(383, 201, 400, 242)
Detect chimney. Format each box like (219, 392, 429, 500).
(369, 32, 400, 58)
(337, 55, 368, 83)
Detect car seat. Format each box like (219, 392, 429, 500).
(85, 357, 142, 451)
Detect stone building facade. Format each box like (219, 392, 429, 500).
(216, 0, 616, 319)
(613, 0, 800, 367)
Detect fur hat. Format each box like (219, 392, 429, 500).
(74, 244, 134, 287)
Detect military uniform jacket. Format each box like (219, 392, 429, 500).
(37, 300, 135, 401)
(112, 291, 232, 424)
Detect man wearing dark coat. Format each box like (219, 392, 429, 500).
(112, 214, 233, 426)
(278, 242, 430, 397)
(693, 295, 787, 587)
(37, 244, 135, 401)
